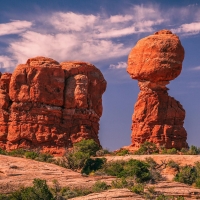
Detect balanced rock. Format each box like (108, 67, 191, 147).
(127, 30, 188, 150)
(0, 57, 106, 155)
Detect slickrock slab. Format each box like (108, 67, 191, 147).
(0, 155, 115, 194)
(71, 188, 144, 200)
(127, 30, 188, 150)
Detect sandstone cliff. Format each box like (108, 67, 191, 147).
(127, 30, 188, 150)
(0, 57, 106, 155)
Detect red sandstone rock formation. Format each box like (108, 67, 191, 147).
(0, 57, 106, 155)
(127, 30, 188, 150)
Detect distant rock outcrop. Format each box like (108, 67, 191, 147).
(127, 30, 188, 150)
(0, 57, 106, 155)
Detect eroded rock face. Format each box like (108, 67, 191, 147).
(127, 30, 188, 150)
(0, 57, 106, 155)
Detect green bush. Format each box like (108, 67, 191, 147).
(145, 158, 162, 182)
(166, 148, 177, 154)
(92, 181, 109, 192)
(102, 159, 151, 183)
(74, 139, 100, 156)
(180, 148, 189, 154)
(0, 148, 6, 155)
(111, 178, 128, 188)
(7, 149, 27, 157)
(188, 145, 200, 155)
(2, 179, 54, 200)
(102, 160, 125, 176)
(119, 159, 151, 182)
(25, 151, 39, 159)
(81, 158, 105, 175)
(116, 149, 129, 156)
(35, 153, 54, 162)
(134, 141, 159, 155)
(96, 149, 111, 156)
(63, 139, 100, 171)
(130, 183, 144, 194)
(65, 150, 90, 170)
(167, 160, 180, 171)
(174, 165, 196, 185)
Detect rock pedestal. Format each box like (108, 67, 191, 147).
(0, 57, 106, 155)
(127, 30, 188, 150)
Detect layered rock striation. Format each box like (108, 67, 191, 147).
(127, 30, 188, 150)
(0, 57, 106, 155)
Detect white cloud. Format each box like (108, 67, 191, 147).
(50, 12, 97, 32)
(109, 62, 127, 69)
(0, 56, 17, 72)
(0, 20, 32, 36)
(1, 6, 163, 69)
(8, 31, 131, 64)
(2, 4, 200, 71)
(173, 22, 200, 34)
(109, 15, 133, 23)
(190, 66, 200, 70)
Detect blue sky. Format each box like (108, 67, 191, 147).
(0, 0, 200, 150)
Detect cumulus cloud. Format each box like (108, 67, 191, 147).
(109, 62, 127, 69)
(1, 3, 199, 72)
(0, 5, 164, 70)
(190, 66, 200, 70)
(0, 56, 17, 72)
(173, 22, 200, 35)
(0, 20, 32, 36)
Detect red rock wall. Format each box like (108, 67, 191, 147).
(127, 30, 188, 150)
(0, 57, 106, 155)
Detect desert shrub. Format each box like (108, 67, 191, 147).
(156, 195, 185, 200)
(65, 150, 90, 170)
(147, 186, 156, 194)
(59, 186, 91, 199)
(0, 148, 6, 155)
(134, 141, 159, 155)
(166, 148, 177, 154)
(0, 194, 9, 200)
(111, 178, 128, 188)
(3, 178, 54, 200)
(180, 148, 189, 154)
(130, 183, 144, 194)
(187, 145, 200, 155)
(25, 151, 39, 159)
(96, 149, 111, 156)
(119, 159, 151, 182)
(101, 160, 125, 176)
(145, 157, 157, 169)
(102, 159, 151, 183)
(81, 158, 105, 175)
(63, 139, 100, 170)
(96, 149, 105, 156)
(145, 158, 162, 182)
(35, 153, 54, 162)
(92, 181, 109, 192)
(174, 165, 196, 185)
(195, 178, 200, 188)
(7, 148, 27, 157)
(74, 139, 100, 157)
(167, 160, 180, 171)
(116, 149, 129, 156)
